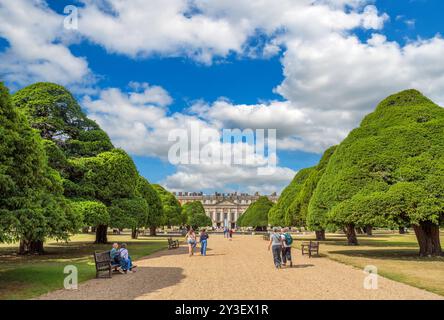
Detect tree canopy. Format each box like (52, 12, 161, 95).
(268, 167, 314, 227)
(11, 82, 145, 244)
(0, 82, 79, 254)
(239, 196, 274, 230)
(182, 201, 211, 229)
(152, 184, 182, 227)
(308, 89, 444, 255)
(12, 82, 113, 158)
(136, 176, 164, 235)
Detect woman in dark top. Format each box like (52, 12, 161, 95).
(199, 229, 209, 256)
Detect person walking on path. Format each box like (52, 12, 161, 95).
(228, 228, 233, 241)
(186, 228, 197, 256)
(199, 229, 209, 256)
(268, 227, 283, 269)
(281, 227, 293, 267)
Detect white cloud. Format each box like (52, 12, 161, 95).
(0, 0, 91, 89)
(3, 0, 444, 193)
(162, 163, 295, 194)
(83, 83, 296, 193)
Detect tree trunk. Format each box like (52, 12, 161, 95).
(19, 239, 44, 255)
(149, 226, 157, 236)
(365, 225, 373, 236)
(95, 224, 108, 244)
(131, 228, 138, 239)
(91, 226, 96, 233)
(345, 224, 358, 245)
(315, 230, 325, 241)
(399, 226, 406, 234)
(413, 222, 442, 257)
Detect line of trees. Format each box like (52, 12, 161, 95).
(0, 82, 167, 254)
(269, 90, 443, 256)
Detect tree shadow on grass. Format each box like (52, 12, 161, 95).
(0, 239, 169, 264)
(327, 248, 444, 262)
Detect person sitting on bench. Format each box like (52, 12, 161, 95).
(118, 243, 133, 274)
(110, 243, 121, 265)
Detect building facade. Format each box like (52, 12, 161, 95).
(174, 192, 278, 228)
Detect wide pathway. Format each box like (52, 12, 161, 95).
(39, 235, 442, 300)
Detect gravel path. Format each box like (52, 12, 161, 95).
(38, 235, 442, 300)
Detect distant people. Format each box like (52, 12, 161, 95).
(186, 228, 197, 256)
(199, 229, 209, 256)
(223, 226, 228, 238)
(110, 242, 121, 265)
(119, 243, 133, 274)
(281, 227, 293, 267)
(268, 227, 283, 269)
(228, 228, 233, 241)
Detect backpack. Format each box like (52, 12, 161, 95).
(284, 233, 293, 245)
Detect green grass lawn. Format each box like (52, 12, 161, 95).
(293, 231, 444, 296)
(0, 234, 170, 300)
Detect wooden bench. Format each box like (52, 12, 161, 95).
(301, 241, 319, 257)
(93, 250, 120, 278)
(263, 233, 270, 241)
(168, 237, 179, 249)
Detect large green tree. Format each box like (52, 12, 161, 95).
(239, 196, 274, 230)
(12, 82, 113, 158)
(309, 90, 443, 255)
(0, 83, 80, 254)
(182, 201, 211, 229)
(67, 149, 140, 243)
(152, 184, 182, 227)
(136, 177, 164, 236)
(109, 197, 148, 239)
(268, 167, 314, 227)
(292, 145, 337, 240)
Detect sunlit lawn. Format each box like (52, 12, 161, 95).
(293, 231, 444, 296)
(0, 233, 171, 300)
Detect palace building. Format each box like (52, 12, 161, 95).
(174, 192, 279, 228)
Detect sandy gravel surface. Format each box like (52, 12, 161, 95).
(38, 235, 442, 300)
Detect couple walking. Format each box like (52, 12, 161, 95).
(267, 227, 293, 269)
(185, 228, 209, 256)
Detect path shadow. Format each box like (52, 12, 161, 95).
(292, 264, 315, 269)
(39, 265, 186, 300)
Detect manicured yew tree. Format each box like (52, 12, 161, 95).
(182, 201, 211, 229)
(268, 168, 314, 227)
(239, 196, 274, 231)
(309, 90, 443, 254)
(189, 213, 212, 230)
(0, 83, 80, 254)
(109, 197, 149, 239)
(67, 149, 140, 243)
(70, 200, 109, 230)
(236, 212, 244, 227)
(152, 184, 182, 227)
(291, 145, 337, 240)
(12, 82, 113, 157)
(136, 177, 164, 236)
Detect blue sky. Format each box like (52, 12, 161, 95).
(1, 0, 443, 194)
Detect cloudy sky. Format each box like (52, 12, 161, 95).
(1, 0, 443, 194)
